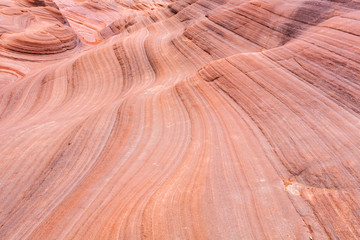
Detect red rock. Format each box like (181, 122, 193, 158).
(0, 0, 359, 239)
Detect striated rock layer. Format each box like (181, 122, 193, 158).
(0, 0, 360, 239)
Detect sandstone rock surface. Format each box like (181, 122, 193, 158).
(0, 0, 360, 239)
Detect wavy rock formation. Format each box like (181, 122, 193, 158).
(0, 0, 78, 54)
(0, 0, 359, 239)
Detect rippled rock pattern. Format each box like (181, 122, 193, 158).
(0, 0, 359, 239)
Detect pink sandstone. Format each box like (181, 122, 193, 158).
(0, 0, 360, 239)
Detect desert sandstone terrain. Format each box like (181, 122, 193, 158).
(0, 0, 360, 239)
